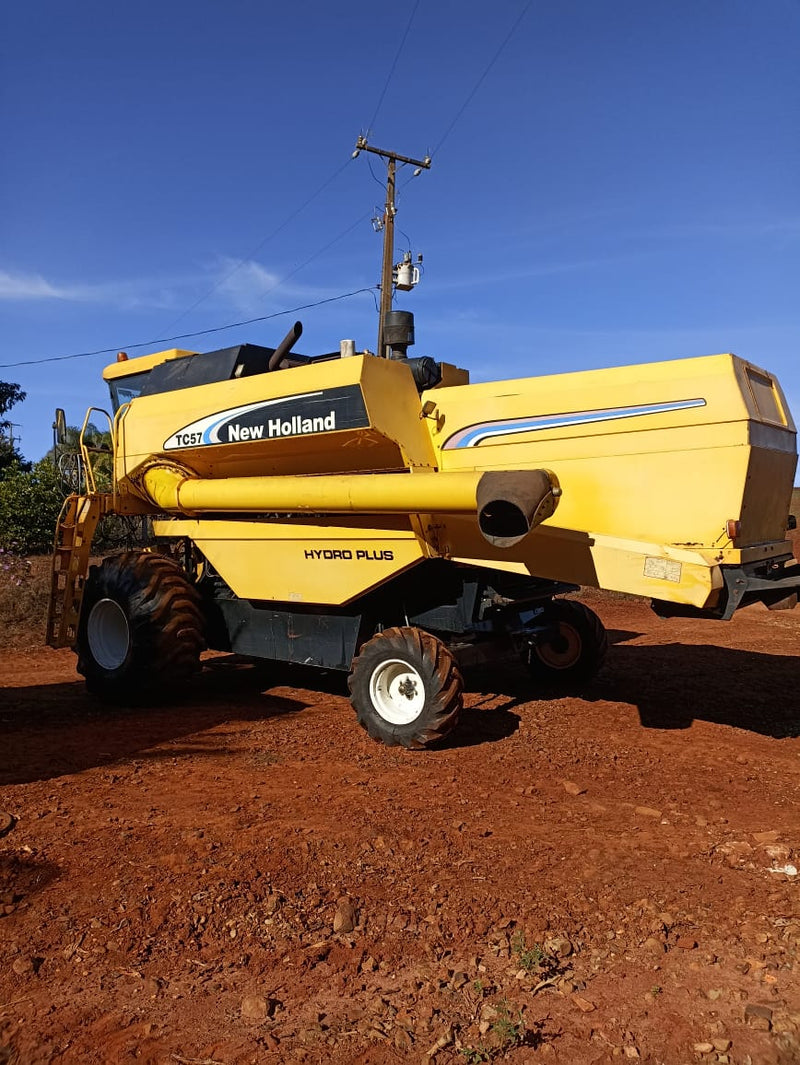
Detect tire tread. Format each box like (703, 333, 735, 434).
(348, 626, 463, 749)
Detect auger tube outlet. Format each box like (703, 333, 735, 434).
(476, 469, 559, 548)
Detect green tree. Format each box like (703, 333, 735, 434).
(0, 457, 63, 554)
(0, 380, 27, 476)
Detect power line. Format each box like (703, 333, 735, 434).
(0, 288, 375, 370)
(367, 156, 387, 193)
(247, 209, 376, 308)
(366, 0, 422, 133)
(432, 0, 534, 156)
(160, 155, 355, 334)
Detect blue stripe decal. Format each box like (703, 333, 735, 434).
(444, 398, 706, 449)
(203, 416, 228, 445)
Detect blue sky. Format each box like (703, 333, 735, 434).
(2, 1, 798, 461)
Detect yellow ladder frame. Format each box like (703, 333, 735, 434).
(46, 493, 109, 649)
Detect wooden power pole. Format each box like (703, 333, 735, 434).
(353, 136, 430, 357)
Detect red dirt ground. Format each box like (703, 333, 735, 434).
(2, 581, 799, 1064)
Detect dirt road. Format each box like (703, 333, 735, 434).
(1, 590, 799, 1065)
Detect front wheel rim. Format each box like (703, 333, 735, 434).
(87, 598, 131, 671)
(369, 658, 426, 724)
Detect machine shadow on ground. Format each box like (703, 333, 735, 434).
(595, 642, 800, 739)
(0, 668, 310, 786)
(3, 637, 798, 787)
(0, 852, 61, 908)
(438, 703, 521, 749)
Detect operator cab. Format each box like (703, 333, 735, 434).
(103, 324, 338, 413)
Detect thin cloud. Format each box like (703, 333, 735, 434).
(0, 260, 336, 315)
(216, 259, 284, 311)
(618, 216, 800, 243)
(0, 270, 88, 301)
(212, 257, 348, 314)
(428, 253, 649, 293)
(0, 268, 178, 308)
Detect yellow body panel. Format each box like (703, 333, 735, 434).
(115, 354, 436, 481)
(153, 518, 429, 604)
(104, 345, 796, 612)
(416, 354, 796, 605)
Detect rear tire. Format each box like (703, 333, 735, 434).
(348, 627, 463, 749)
(76, 551, 204, 702)
(526, 599, 608, 689)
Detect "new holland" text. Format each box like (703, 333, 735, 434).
(226, 411, 336, 442)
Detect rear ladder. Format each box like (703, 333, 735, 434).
(46, 493, 107, 648)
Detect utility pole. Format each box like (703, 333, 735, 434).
(353, 136, 430, 357)
(2, 422, 21, 448)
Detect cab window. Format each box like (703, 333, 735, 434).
(109, 370, 151, 412)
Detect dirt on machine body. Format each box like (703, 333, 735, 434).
(46, 314, 800, 748)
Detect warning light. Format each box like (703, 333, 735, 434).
(726, 519, 742, 540)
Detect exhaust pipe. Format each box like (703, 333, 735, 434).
(477, 470, 559, 548)
(268, 321, 304, 371)
(140, 465, 559, 547)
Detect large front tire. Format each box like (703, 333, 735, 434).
(348, 627, 463, 749)
(76, 551, 204, 702)
(526, 599, 608, 689)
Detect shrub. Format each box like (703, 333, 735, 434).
(0, 459, 63, 555)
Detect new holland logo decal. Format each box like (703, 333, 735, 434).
(164, 385, 369, 450)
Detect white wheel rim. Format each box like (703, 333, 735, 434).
(87, 598, 131, 671)
(369, 658, 426, 725)
(536, 623, 581, 669)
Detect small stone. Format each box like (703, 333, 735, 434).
(693, 1044, 714, 1055)
(0, 811, 14, 838)
(333, 897, 356, 934)
(677, 936, 697, 950)
(264, 893, 281, 914)
(635, 806, 662, 819)
(544, 936, 573, 957)
(563, 781, 586, 796)
(752, 830, 780, 845)
(707, 989, 723, 1001)
(718, 840, 754, 866)
(12, 956, 33, 976)
(394, 1028, 413, 1051)
(451, 971, 468, 989)
(643, 937, 665, 955)
(744, 1004, 772, 1031)
(773, 864, 798, 876)
(424, 1026, 453, 1058)
(241, 994, 268, 1025)
(713, 1039, 732, 1053)
(763, 844, 792, 863)
(572, 994, 596, 1012)
(623, 1048, 640, 1059)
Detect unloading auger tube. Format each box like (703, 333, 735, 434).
(140, 464, 560, 547)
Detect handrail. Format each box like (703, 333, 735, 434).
(79, 407, 114, 495)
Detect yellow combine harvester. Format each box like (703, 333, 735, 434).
(47, 313, 799, 748)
